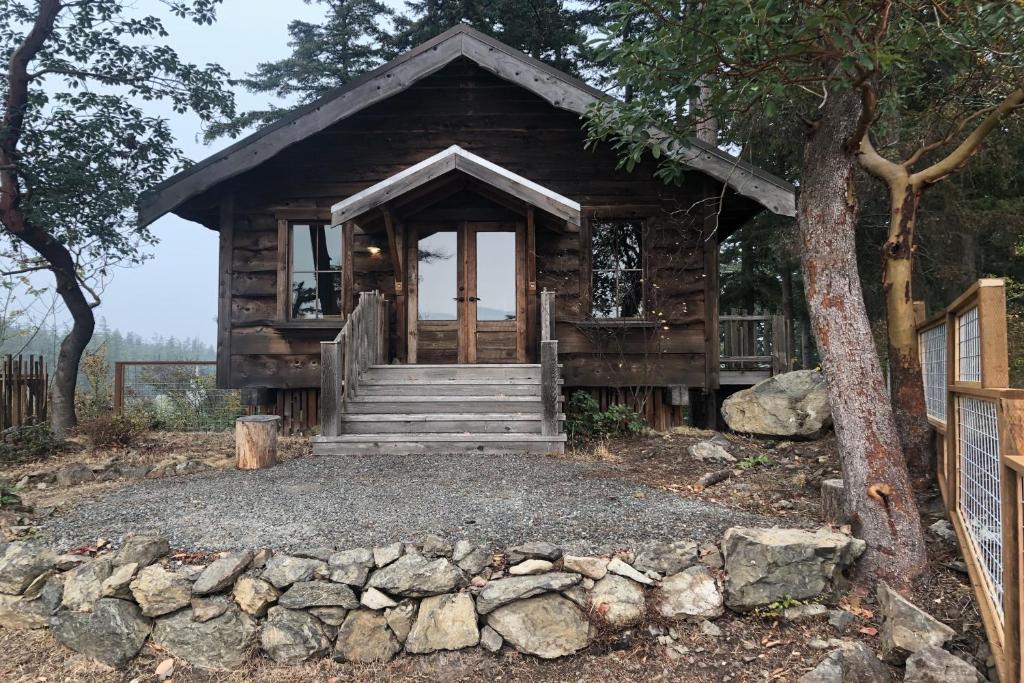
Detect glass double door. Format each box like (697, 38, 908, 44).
(414, 222, 525, 364)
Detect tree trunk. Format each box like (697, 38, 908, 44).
(798, 89, 926, 587)
(882, 182, 933, 485)
(780, 266, 795, 371)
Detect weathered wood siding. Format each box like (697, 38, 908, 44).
(194, 59, 752, 393)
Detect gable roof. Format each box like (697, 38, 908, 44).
(139, 24, 796, 226)
(332, 145, 581, 226)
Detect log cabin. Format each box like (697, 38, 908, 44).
(139, 25, 796, 454)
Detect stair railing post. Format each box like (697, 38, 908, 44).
(541, 339, 559, 436)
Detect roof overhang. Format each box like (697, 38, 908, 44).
(139, 24, 796, 227)
(331, 145, 581, 226)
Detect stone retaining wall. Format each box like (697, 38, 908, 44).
(0, 527, 870, 671)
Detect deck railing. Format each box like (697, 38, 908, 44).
(720, 310, 807, 382)
(916, 279, 1022, 683)
(320, 291, 388, 437)
(540, 289, 559, 436)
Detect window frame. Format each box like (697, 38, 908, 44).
(278, 219, 346, 323)
(583, 214, 648, 320)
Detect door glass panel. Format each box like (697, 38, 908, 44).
(418, 231, 458, 320)
(476, 231, 516, 321)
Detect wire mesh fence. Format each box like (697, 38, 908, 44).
(958, 305, 981, 382)
(956, 394, 1004, 615)
(114, 361, 244, 432)
(920, 322, 948, 422)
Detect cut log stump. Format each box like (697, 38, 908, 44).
(821, 478, 846, 524)
(236, 415, 280, 470)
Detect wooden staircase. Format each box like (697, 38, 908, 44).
(312, 363, 565, 455)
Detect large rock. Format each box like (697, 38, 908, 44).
(0, 592, 51, 628)
(590, 575, 646, 627)
(385, 600, 418, 643)
(50, 598, 153, 669)
(56, 463, 95, 486)
(100, 562, 137, 599)
(233, 575, 279, 616)
(475, 572, 581, 614)
(722, 527, 865, 610)
(689, 440, 736, 464)
(130, 564, 192, 617)
(278, 580, 359, 609)
(328, 548, 374, 586)
(61, 558, 112, 612)
(722, 369, 832, 437)
(561, 555, 608, 580)
(262, 555, 328, 588)
(799, 642, 892, 682)
(335, 609, 401, 663)
(486, 593, 591, 659)
(367, 553, 466, 598)
(657, 566, 723, 620)
(152, 605, 257, 670)
(260, 606, 332, 664)
(405, 592, 479, 653)
(454, 543, 491, 575)
(633, 540, 699, 576)
(192, 551, 252, 595)
(0, 542, 55, 594)
(507, 542, 562, 565)
(877, 582, 955, 664)
(904, 645, 979, 683)
(112, 532, 169, 568)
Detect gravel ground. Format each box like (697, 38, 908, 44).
(38, 453, 774, 553)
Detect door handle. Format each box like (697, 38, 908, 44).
(468, 297, 481, 302)
(453, 297, 465, 302)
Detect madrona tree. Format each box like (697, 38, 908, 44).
(0, 0, 234, 434)
(583, 0, 1006, 586)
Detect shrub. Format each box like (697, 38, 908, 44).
(566, 391, 645, 445)
(0, 420, 65, 464)
(76, 346, 113, 419)
(0, 483, 21, 509)
(76, 413, 148, 448)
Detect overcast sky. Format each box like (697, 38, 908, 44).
(94, 0, 403, 344)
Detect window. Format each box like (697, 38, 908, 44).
(290, 223, 342, 319)
(591, 219, 644, 318)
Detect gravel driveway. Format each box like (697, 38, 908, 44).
(39, 453, 773, 553)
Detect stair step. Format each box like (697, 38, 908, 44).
(364, 365, 542, 381)
(344, 396, 546, 414)
(339, 412, 565, 434)
(312, 432, 566, 456)
(358, 382, 542, 397)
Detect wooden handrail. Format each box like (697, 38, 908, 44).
(320, 291, 387, 437)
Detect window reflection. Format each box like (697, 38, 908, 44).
(591, 219, 643, 318)
(291, 223, 343, 319)
(418, 231, 457, 320)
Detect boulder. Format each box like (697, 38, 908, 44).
(260, 606, 333, 664)
(152, 605, 257, 671)
(61, 558, 113, 612)
(722, 527, 865, 610)
(590, 575, 646, 627)
(689, 440, 736, 464)
(405, 592, 479, 653)
(721, 369, 832, 437)
(385, 599, 418, 643)
(278, 580, 359, 610)
(561, 555, 608, 580)
(633, 541, 699, 576)
(100, 562, 137, 599)
(418, 534, 453, 558)
(367, 553, 466, 598)
(335, 609, 401, 663)
(0, 542, 55, 594)
(130, 564, 192, 617)
(486, 593, 590, 659)
(55, 463, 95, 487)
(475, 572, 581, 614)
(798, 642, 892, 682)
(607, 557, 654, 585)
(112, 532, 169, 568)
(233, 575, 279, 616)
(373, 542, 404, 568)
(657, 566, 723, 620)
(328, 548, 374, 586)
(507, 541, 562, 565)
(50, 598, 153, 669)
(877, 582, 955, 664)
(192, 551, 252, 595)
(904, 645, 979, 683)
(508, 559, 553, 576)
(262, 555, 328, 588)
(191, 595, 230, 623)
(0, 592, 50, 628)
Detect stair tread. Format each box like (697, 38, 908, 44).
(313, 433, 567, 442)
(361, 378, 547, 385)
(347, 395, 544, 402)
(369, 364, 541, 369)
(341, 413, 563, 421)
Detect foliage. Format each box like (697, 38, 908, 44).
(76, 413, 148, 448)
(0, 420, 64, 464)
(0, 482, 20, 508)
(737, 453, 772, 471)
(754, 595, 813, 617)
(126, 366, 244, 432)
(75, 346, 113, 420)
(565, 390, 645, 445)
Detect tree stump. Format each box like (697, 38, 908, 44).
(236, 415, 280, 470)
(821, 479, 846, 524)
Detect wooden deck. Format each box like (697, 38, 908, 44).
(719, 311, 806, 385)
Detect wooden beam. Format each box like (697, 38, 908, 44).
(216, 193, 235, 389)
(526, 208, 538, 361)
(381, 205, 404, 292)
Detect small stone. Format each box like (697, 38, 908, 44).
(155, 658, 174, 681)
(0, 542, 56, 594)
(233, 575, 279, 616)
(487, 593, 590, 659)
(405, 592, 479, 653)
(50, 598, 153, 669)
(361, 586, 398, 610)
(877, 582, 955, 664)
(292, 547, 334, 562)
(470, 575, 488, 588)
(191, 595, 230, 623)
(62, 558, 113, 612)
(809, 638, 830, 650)
(367, 553, 466, 598)
(506, 541, 561, 565)
(308, 606, 348, 626)
(328, 548, 374, 586)
(607, 557, 654, 585)
(561, 555, 608, 580)
(658, 566, 723, 620)
(905, 644, 979, 683)
(112, 532, 169, 568)
(55, 463, 95, 487)
(260, 606, 332, 664)
(476, 572, 581, 614)
(385, 600, 418, 642)
(100, 562, 137, 599)
(480, 624, 503, 652)
(278, 581, 359, 610)
(130, 564, 192, 617)
(508, 559, 553, 576)
(590, 574, 646, 627)
(419, 534, 453, 558)
(262, 555, 328, 589)
(699, 620, 722, 637)
(929, 520, 957, 544)
(192, 551, 252, 595)
(689, 440, 736, 464)
(335, 609, 401, 663)
(456, 545, 491, 575)
(251, 548, 272, 568)
(373, 542, 403, 568)
(699, 543, 724, 570)
(827, 609, 856, 633)
(783, 603, 828, 622)
(53, 554, 86, 571)
(799, 642, 892, 682)
(633, 541, 699, 575)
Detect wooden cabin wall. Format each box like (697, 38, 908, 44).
(204, 58, 724, 420)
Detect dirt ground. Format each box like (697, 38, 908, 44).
(0, 429, 992, 682)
